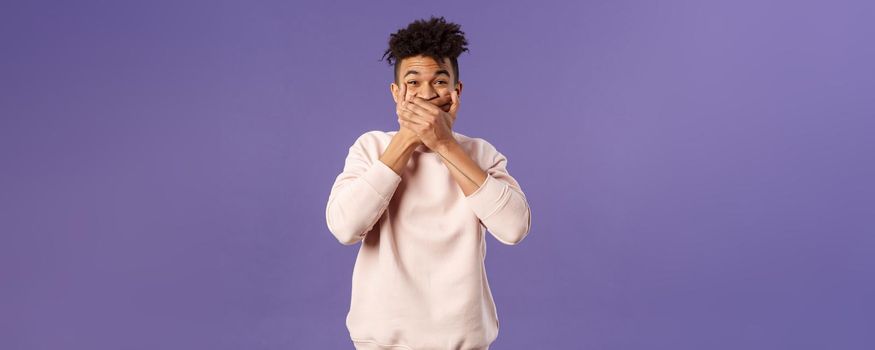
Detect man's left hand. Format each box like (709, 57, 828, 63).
(398, 90, 460, 151)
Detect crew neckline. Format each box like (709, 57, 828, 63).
(387, 131, 459, 154)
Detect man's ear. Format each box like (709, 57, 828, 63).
(456, 81, 463, 97)
(390, 82, 399, 104)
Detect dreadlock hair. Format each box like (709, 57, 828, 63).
(380, 16, 469, 86)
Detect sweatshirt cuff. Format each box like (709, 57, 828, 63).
(360, 160, 403, 202)
(465, 174, 509, 220)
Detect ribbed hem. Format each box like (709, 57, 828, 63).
(352, 338, 490, 350)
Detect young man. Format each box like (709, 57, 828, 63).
(325, 16, 532, 350)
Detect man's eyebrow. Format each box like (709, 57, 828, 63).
(403, 69, 451, 78)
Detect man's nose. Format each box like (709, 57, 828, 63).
(416, 84, 438, 100)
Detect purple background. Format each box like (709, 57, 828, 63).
(2, 0, 873, 349)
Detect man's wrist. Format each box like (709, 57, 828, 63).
(434, 138, 460, 155)
(391, 131, 420, 152)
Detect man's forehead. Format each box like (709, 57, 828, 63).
(401, 56, 451, 70)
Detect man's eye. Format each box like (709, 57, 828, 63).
(407, 81, 417, 85)
(436, 81, 447, 85)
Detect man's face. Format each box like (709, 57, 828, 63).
(391, 55, 462, 113)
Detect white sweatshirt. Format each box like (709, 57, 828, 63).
(325, 130, 532, 349)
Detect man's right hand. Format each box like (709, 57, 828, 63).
(394, 81, 422, 149)
(378, 81, 424, 176)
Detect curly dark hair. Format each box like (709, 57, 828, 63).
(380, 16, 469, 86)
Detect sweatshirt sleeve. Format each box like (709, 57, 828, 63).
(464, 143, 532, 245)
(325, 132, 402, 245)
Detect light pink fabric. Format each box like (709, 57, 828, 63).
(326, 130, 531, 349)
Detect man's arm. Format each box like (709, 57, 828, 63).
(379, 129, 421, 176)
(435, 140, 532, 245)
(325, 131, 418, 245)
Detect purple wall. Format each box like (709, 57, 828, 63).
(2, 0, 873, 349)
